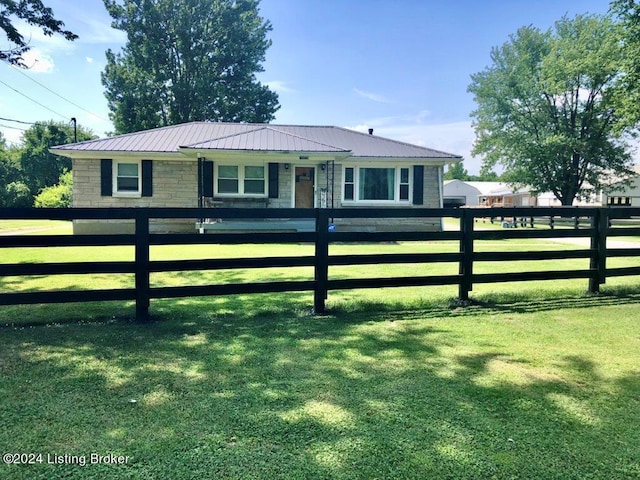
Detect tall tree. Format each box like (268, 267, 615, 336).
(0, 0, 77, 66)
(610, 0, 640, 126)
(468, 14, 635, 205)
(102, 0, 279, 134)
(443, 162, 470, 181)
(19, 120, 94, 195)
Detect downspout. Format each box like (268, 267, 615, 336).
(331, 159, 336, 221)
(438, 164, 444, 230)
(197, 154, 203, 208)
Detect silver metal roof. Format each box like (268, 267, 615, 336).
(52, 122, 462, 159)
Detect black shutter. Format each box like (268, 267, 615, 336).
(100, 159, 112, 197)
(413, 165, 424, 205)
(142, 160, 153, 197)
(198, 159, 214, 200)
(268, 162, 279, 199)
(203, 160, 214, 197)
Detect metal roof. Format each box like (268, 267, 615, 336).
(182, 126, 348, 153)
(52, 122, 462, 159)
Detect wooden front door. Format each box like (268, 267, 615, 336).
(294, 167, 315, 208)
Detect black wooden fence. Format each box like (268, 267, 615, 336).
(1, 207, 639, 321)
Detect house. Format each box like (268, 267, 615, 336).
(50, 122, 462, 234)
(602, 165, 640, 207)
(444, 179, 605, 208)
(443, 180, 505, 207)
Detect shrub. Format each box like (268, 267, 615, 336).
(0, 181, 33, 207)
(34, 171, 72, 208)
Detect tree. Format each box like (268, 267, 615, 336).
(468, 14, 636, 205)
(102, 0, 279, 134)
(0, 133, 30, 207)
(34, 170, 72, 207)
(610, 0, 640, 126)
(444, 162, 470, 180)
(19, 120, 94, 194)
(0, 0, 77, 66)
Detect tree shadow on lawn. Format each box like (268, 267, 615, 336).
(1, 298, 640, 479)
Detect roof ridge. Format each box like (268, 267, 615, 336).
(265, 125, 350, 152)
(180, 125, 266, 147)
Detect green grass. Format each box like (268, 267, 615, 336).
(1, 290, 640, 479)
(1, 223, 640, 478)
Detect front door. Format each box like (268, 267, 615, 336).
(294, 167, 315, 208)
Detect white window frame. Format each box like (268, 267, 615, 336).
(342, 165, 413, 205)
(113, 159, 141, 197)
(214, 163, 267, 197)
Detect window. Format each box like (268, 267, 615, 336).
(400, 168, 410, 201)
(343, 166, 412, 203)
(607, 196, 631, 206)
(244, 166, 265, 194)
(218, 165, 239, 194)
(114, 160, 140, 195)
(344, 167, 354, 200)
(216, 164, 266, 196)
(359, 168, 395, 201)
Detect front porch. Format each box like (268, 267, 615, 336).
(196, 218, 316, 233)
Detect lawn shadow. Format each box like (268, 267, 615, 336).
(1, 293, 639, 479)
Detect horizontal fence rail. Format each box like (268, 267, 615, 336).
(0, 206, 639, 321)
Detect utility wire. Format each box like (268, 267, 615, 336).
(7, 64, 109, 121)
(0, 78, 68, 120)
(0, 116, 36, 125)
(0, 123, 27, 131)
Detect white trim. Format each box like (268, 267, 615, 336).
(341, 164, 413, 205)
(213, 161, 267, 198)
(112, 159, 142, 198)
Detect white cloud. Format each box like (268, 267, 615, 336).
(353, 88, 393, 104)
(20, 49, 55, 73)
(13, 20, 76, 54)
(265, 80, 297, 94)
(86, 57, 94, 64)
(77, 18, 127, 45)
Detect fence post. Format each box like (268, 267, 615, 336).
(589, 209, 608, 293)
(314, 209, 330, 314)
(135, 211, 151, 321)
(459, 209, 474, 301)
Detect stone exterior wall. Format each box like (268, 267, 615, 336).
(72, 159, 443, 234)
(72, 158, 198, 234)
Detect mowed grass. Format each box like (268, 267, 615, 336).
(1, 220, 640, 478)
(1, 292, 640, 479)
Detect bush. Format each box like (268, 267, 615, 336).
(34, 171, 72, 208)
(0, 181, 33, 207)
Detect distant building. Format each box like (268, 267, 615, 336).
(444, 179, 605, 208)
(603, 165, 640, 207)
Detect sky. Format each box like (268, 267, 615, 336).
(0, 0, 614, 174)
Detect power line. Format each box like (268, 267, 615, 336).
(0, 116, 36, 125)
(7, 64, 109, 122)
(0, 78, 68, 121)
(0, 123, 27, 131)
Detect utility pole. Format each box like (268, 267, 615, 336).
(70, 117, 77, 143)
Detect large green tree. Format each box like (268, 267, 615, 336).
(468, 14, 635, 205)
(19, 120, 94, 195)
(102, 0, 279, 134)
(0, 0, 77, 66)
(611, 0, 640, 125)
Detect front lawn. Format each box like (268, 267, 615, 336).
(1, 291, 639, 479)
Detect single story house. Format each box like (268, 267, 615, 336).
(50, 122, 462, 234)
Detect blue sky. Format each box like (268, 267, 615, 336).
(0, 0, 612, 173)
